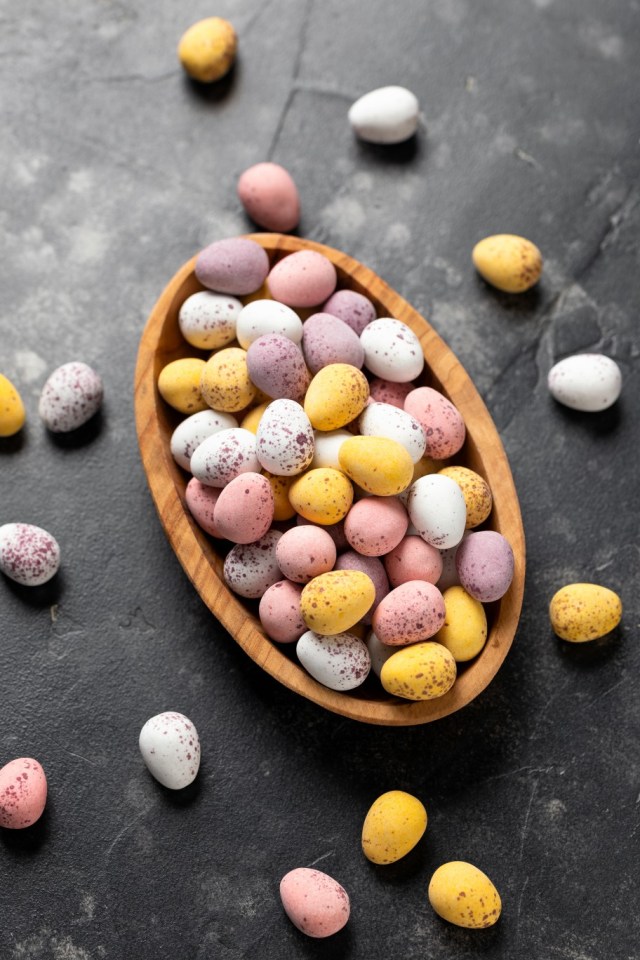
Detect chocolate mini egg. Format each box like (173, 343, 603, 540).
(280, 867, 350, 938)
(344, 496, 408, 556)
(311, 429, 351, 470)
(456, 530, 514, 602)
(359, 402, 427, 463)
(289, 468, 354, 524)
(195, 237, 269, 295)
(348, 85, 420, 144)
(200, 347, 256, 413)
(322, 289, 376, 336)
(276, 525, 337, 583)
(237, 162, 300, 233)
(0, 374, 26, 436)
(246, 334, 310, 402)
(547, 354, 622, 412)
(300, 569, 375, 634)
(296, 629, 371, 690)
(0, 522, 60, 586)
(360, 318, 424, 382)
(267, 250, 337, 307)
(362, 790, 427, 864)
(339, 436, 414, 496)
(549, 583, 622, 642)
(170, 409, 238, 470)
(223, 530, 283, 598)
(304, 363, 370, 430)
(334, 551, 389, 624)
(438, 466, 492, 529)
(428, 861, 501, 928)
(404, 387, 466, 460)
(190, 427, 259, 487)
(472, 233, 542, 293)
(184, 478, 223, 537)
(178, 16, 236, 83)
(259, 580, 306, 643)
(301, 312, 365, 373)
(255, 399, 314, 476)
(39, 360, 104, 431)
(384, 535, 443, 587)
(0, 758, 47, 829)
(436, 586, 487, 661)
(407, 474, 467, 549)
(138, 711, 200, 790)
(213, 472, 274, 543)
(380, 641, 457, 700)
(178, 291, 242, 350)
(372, 580, 445, 645)
(236, 299, 303, 350)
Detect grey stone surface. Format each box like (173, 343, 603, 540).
(1, 1, 639, 957)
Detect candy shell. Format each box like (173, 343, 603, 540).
(348, 86, 420, 144)
(361, 318, 424, 382)
(436, 586, 487, 662)
(339, 436, 414, 496)
(0, 374, 26, 436)
(407, 474, 467, 549)
(184, 478, 223, 537)
(178, 17, 236, 83)
(301, 312, 365, 373)
(549, 583, 622, 642)
(359, 402, 427, 464)
(300, 569, 375, 634)
(365, 629, 396, 677)
(39, 361, 104, 431)
(200, 347, 256, 413)
(259, 580, 305, 643)
(0, 758, 47, 829)
(280, 867, 350, 938)
(334, 551, 389, 624)
(304, 364, 369, 430)
(276, 525, 336, 583)
(297, 515, 349, 552)
(138, 712, 200, 790)
(344, 496, 408, 556)
(236, 299, 303, 350)
(404, 387, 466, 460)
(322, 289, 376, 336)
(384, 535, 443, 587)
(455, 530, 514, 603)
(267, 250, 337, 307)
(195, 237, 269, 296)
(369, 378, 414, 409)
(170, 409, 238, 470)
(362, 790, 427, 864)
(547, 354, 622, 412)
(428, 861, 501, 928)
(472, 233, 542, 293)
(246, 334, 310, 402)
(178, 291, 242, 350)
(289, 468, 354, 525)
(190, 428, 259, 488)
(263, 471, 297, 521)
(311, 429, 351, 470)
(213, 472, 274, 543)
(380, 641, 456, 700)
(373, 580, 446, 645)
(0, 522, 60, 586)
(223, 530, 283, 598)
(296, 630, 370, 690)
(438, 466, 492, 529)
(255, 399, 314, 476)
(237, 162, 300, 233)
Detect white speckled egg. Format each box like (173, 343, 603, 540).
(407, 474, 466, 549)
(0, 522, 61, 586)
(311, 429, 351, 470)
(138, 711, 200, 790)
(359, 402, 427, 463)
(547, 353, 622, 412)
(348, 86, 420, 144)
(38, 361, 103, 432)
(236, 299, 303, 349)
(255, 399, 315, 476)
(360, 319, 424, 382)
(178, 290, 242, 350)
(190, 427, 259, 487)
(223, 529, 283, 598)
(296, 630, 371, 691)
(170, 409, 239, 470)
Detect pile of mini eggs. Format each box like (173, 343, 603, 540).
(157, 235, 515, 702)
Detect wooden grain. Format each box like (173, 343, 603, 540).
(134, 234, 526, 725)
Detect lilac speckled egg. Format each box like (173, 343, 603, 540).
(455, 530, 514, 602)
(223, 529, 283, 598)
(404, 386, 466, 460)
(0, 758, 48, 829)
(369, 378, 415, 409)
(185, 477, 223, 537)
(0, 522, 60, 586)
(334, 550, 389, 624)
(360, 318, 424, 383)
(236, 299, 303, 350)
(384, 535, 443, 587)
(258, 580, 306, 643)
(280, 867, 351, 938)
(170, 409, 238, 471)
(267, 250, 337, 308)
(321, 289, 376, 336)
(178, 290, 242, 350)
(195, 237, 270, 295)
(359, 402, 427, 464)
(296, 515, 349, 552)
(213, 472, 274, 543)
(190, 427, 259, 488)
(246, 334, 310, 402)
(276, 525, 337, 583)
(38, 361, 103, 432)
(372, 580, 446, 646)
(255, 399, 314, 476)
(138, 711, 200, 790)
(407, 474, 467, 549)
(296, 630, 370, 691)
(301, 312, 365, 374)
(343, 496, 408, 557)
(237, 162, 300, 233)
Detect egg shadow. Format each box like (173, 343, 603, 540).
(288, 922, 353, 958)
(183, 60, 239, 104)
(364, 840, 429, 885)
(0, 428, 28, 455)
(44, 409, 105, 449)
(0, 809, 50, 856)
(354, 134, 421, 166)
(556, 625, 623, 667)
(2, 569, 64, 609)
(148, 769, 203, 808)
(550, 400, 623, 438)
(474, 278, 544, 321)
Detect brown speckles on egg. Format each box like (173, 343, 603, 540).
(296, 629, 371, 690)
(255, 399, 314, 476)
(223, 530, 283, 598)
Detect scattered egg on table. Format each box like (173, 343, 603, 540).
(360, 318, 424, 382)
(0, 374, 26, 437)
(190, 428, 259, 488)
(428, 861, 501, 928)
(372, 580, 446, 645)
(237, 162, 300, 233)
(170, 409, 239, 470)
(438, 465, 492, 529)
(304, 363, 370, 430)
(339, 435, 414, 496)
(212, 472, 274, 543)
(362, 790, 427, 864)
(223, 530, 283, 598)
(39, 361, 104, 431)
(407, 474, 467, 549)
(472, 233, 542, 293)
(235, 299, 303, 349)
(288, 467, 354, 524)
(200, 346, 256, 413)
(547, 354, 622, 412)
(321, 288, 376, 336)
(276, 525, 336, 583)
(254, 399, 314, 476)
(436, 585, 488, 662)
(344, 496, 408, 556)
(380, 640, 457, 700)
(158, 357, 208, 415)
(359, 401, 427, 463)
(300, 569, 375, 634)
(184, 478, 223, 537)
(334, 551, 389, 624)
(348, 85, 420, 144)
(178, 291, 242, 350)
(177, 16, 237, 82)
(549, 583, 622, 641)
(0, 758, 47, 829)
(0, 522, 60, 586)
(455, 530, 514, 602)
(195, 237, 270, 296)
(384, 535, 443, 587)
(404, 386, 466, 459)
(259, 580, 306, 643)
(301, 312, 365, 373)
(267, 250, 337, 307)
(297, 629, 371, 690)
(246, 334, 310, 402)
(280, 867, 350, 938)
(138, 711, 200, 790)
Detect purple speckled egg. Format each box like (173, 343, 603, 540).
(369, 378, 415, 409)
(259, 580, 306, 643)
(38, 361, 103, 432)
(372, 580, 446, 646)
(185, 477, 223, 537)
(246, 334, 310, 402)
(267, 250, 337, 307)
(195, 237, 269, 295)
(223, 529, 283, 598)
(213, 472, 274, 544)
(296, 515, 349, 552)
(321, 289, 376, 336)
(301, 312, 365, 374)
(334, 550, 389, 625)
(296, 630, 370, 691)
(170, 409, 238, 471)
(343, 496, 408, 557)
(190, 427, 259, 488)
(276, 525, 337, 583)
(138, 711, 200, 790)
(455, 530, 514, 602)
(0, 522, 60, 586)
(255, 399, 314, 476)
(384, 535, 443, 588)
(404, 386, 466, 460)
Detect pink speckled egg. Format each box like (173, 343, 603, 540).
(301, 312, 365, 373)
(195, 237, 270, 295)
(190, 428, 259, 488)
(0, 758, 47, 829)
(276, 525, 337, 583)
(259, 580, 306, 643)
(404, 386, 466, 460)
(267, 250, 337, 308)
(369, 378, 414, 408)
(246, 334, 310, 402)
(0, 522, 60, 586)
(296, 630, 371, 691)
(334, 550, 389, 624)
(455, 530, 514, 602)
(384, 535, 443, 587)
(38, 361, 103, 432)
(296, 515, 349, 552)
(138, 711, 200, 790)
(223, 529, 283, 598)
(321, 289, 376, 336)
(170, 409, 238, 471)
(237, 162, 300, 233)
(213, 472, 274, 543)
(280, 867, 351, 938)
(255, 399, 314, 476)
(372, 580, 446, 646)
(185, 478, 223, 537)
(407, 474, 467, 549)
(343, 496, 408, 557)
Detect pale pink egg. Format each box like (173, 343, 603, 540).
(404, 386, 466, 459)
(343, 496, 408, 556)
(369, 378, 414, 408)
(0, 758, 47, 829)
(280, 867, 350, 938)
(267, 250, 337, 307)
(372, 580, 446, 645)
(237, 162, 300, 233)
(185, 478, 223, 537)
(275, 525, 336, 583)
(213, 472, 274, 543)
(384, 535, 443, 587)
(258, 580, 305, 643)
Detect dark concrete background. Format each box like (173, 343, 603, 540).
(1, 1, 639, 957)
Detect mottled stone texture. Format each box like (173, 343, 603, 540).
(1, 1, 639, 958)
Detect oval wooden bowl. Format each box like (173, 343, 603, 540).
(134, 234, 525, 726)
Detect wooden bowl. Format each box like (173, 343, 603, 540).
(134, 234, 525, 725)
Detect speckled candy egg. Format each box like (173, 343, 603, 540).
(267, 250, 337, 307)
(213, 472, 274, 543)
(0, 758, 47, 829)
(438, 466, 492, 529)
(297, 515, 349, 552)
(237, 162, 300, 233)
(359, 402, 427, 464)
(259, 580, 306, 643)
(304, 363, 369, 430)
(276, 525, 336, 583)
(190, 427, 259, 488)
(39, 361, 104, 431)
(178, 291, 242, 350)
(280, 867, 350, 938)
(455, 530, 514, 602)
(360, 318, 424, 382)
(195, 237, 269, 295)
(372, 580, 445, 645)
(289, 468, 354, 524)
(184, 478, 223, 537)
(380, 641, 457, 700)
(339, 436, 414, 496)
(236, 299, 303, 350)
(0, 522, 60, 586)
(296, 629, 371, 690)
(321, 289, 376, 336)
(301, 312, 365, 373)
(300, 569, 375, 634)
(170, 409, 239, 470)
(246, 334, 310, 402)
(200, 347, 256, 413)
(344, 496, 408, 556)
(334, 551, 389, 624)
(428, 861, 501, 928)
(0, 374, 26, 436)
(362, 790, 427, 864)
(177, 16, 236, 83)
(549, 583, 622, 642)
(348, 86, 420, 144)
(240, 401, 270, 434)
(472, 233, 542, 293)
(138, 711, 200, 790)
(223, 530, 283, 598)
(369, 377, 414, 409)
(384, 535, 443, 587)
(547, 354, 622, 412)
(311, 429, 351, 470)
(255, 399, 314, 476)
(404, 387, 466, 460)
(407, 474, 467, 549)
(263, 471, 296, 521)
(436, 586, 488, 662)
(158, 358, 208, 415)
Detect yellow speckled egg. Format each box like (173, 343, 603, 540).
(362, 791, 427, 865)
(438, 466, 492, 529)
(0, 374, 26, 437)
(300, 569, 375, 635)
(200, 347, 256, 413)
(158, 358, 208, 414)
(549, 583, 622, 642)
(428, 861, 501, 928)
(304, 364, 369, 430)
(436, 586, 487, 662)
(339, 436, 414, 496)
(289, 468, 354, 524)
(178, 17, 237, 83)
(241, 401, 271, 434)
(472, 234, 542, 293)
(263, 471, 296, 521)
(380, 641, 456, 700)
